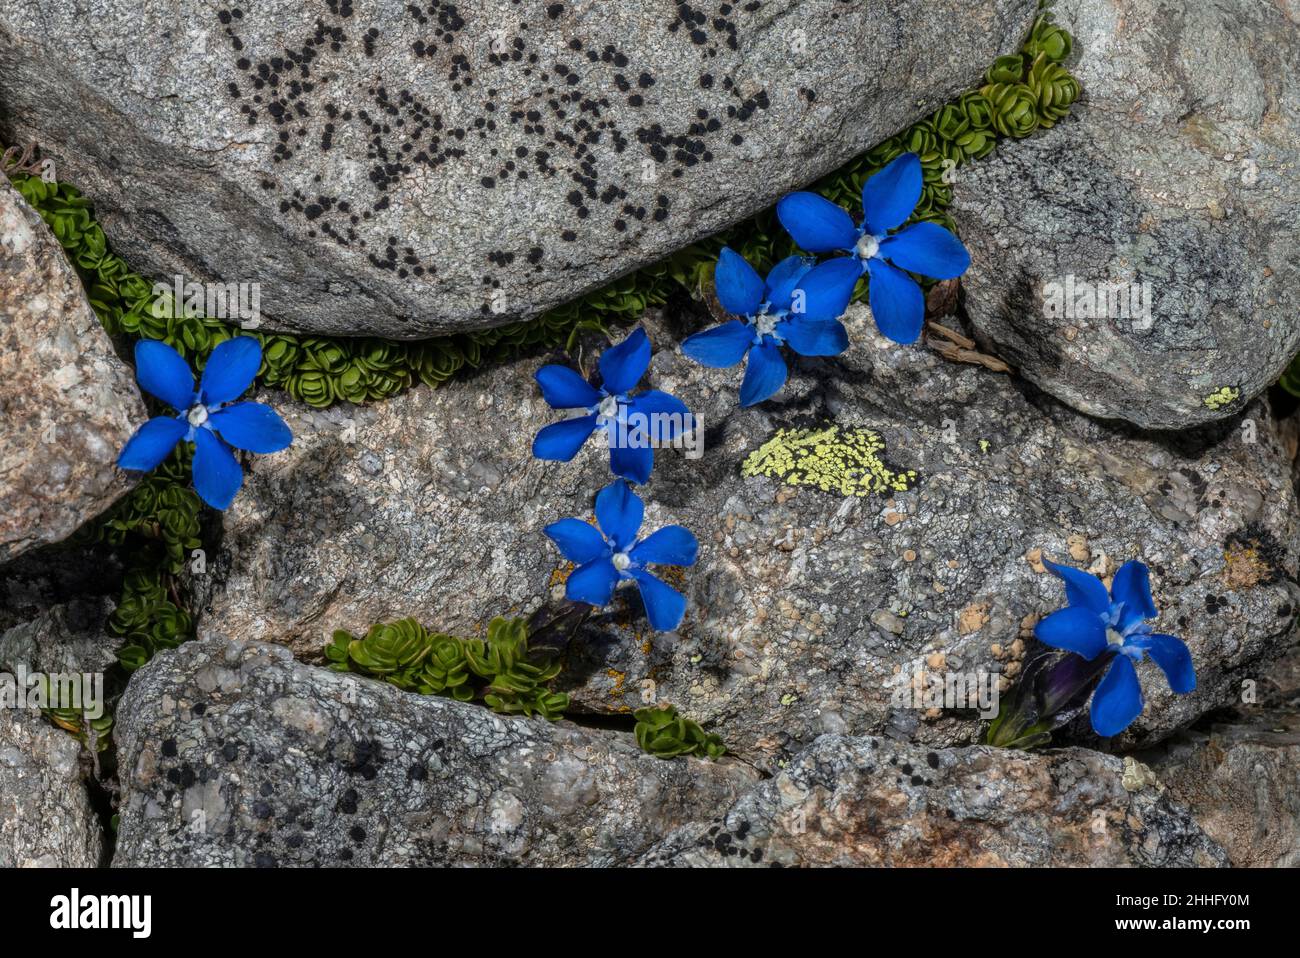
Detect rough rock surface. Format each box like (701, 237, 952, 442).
(112, 636, 759, 867)
(0, 0, 1036, 337)
(0, 596, 118, 677)
(635, 734, 1227, 866)
(0, 706, 102, 868)
(0, 176, 144, 563)
(197, 304, 1300, 770)
(951, 0, 1300, 430)
(1139, 645, 1300, 867)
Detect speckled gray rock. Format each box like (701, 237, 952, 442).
(111, 636, 758, 867)
(0, 175, 144, 563)
(1138, 645, 1300, 867)
(0, 706, 102, 868)
(196, 303, 1300, 770)
(951, 0, 1300, 430)
(0, 0, 1035, 337)
(0, 596, 118, 676)
(634, 734, 1227, 866)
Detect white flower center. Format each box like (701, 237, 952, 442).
(1106, 627, 1125, 648)
(187, 404, 209, 428)
(612, 552, 631, 572)
(754, 312, 778, 338)
(855, 234, 880, 260)
(597, 395, 621, 419)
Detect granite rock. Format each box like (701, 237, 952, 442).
(0, 705, 102, 868)
(635, 734, 1228, 867)
(951, 0, 1300, 430)
(0, 175, 144, 562)
(196, 303, 1300, 770)
(112, 636, 759, 867)
(0, 0, 1036, 337)
(1138, 645, 1300, 867)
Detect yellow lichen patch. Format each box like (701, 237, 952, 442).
(606, 669, 627, 699)
(1203, 386, 1240, 410)
(741, 425, 918, 497)
(1223, 541, 1269, 590)
(656, 564, 689, 590)
(548, 561, 574, 588)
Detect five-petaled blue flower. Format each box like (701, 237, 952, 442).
(117, 337, 292, 510)
(545, 480, 698, 632)
(681, 248, 850, 406)
(532, 327, 691, 484)
(1034, 558, 1196, 737)
(776, 152, 970, 346)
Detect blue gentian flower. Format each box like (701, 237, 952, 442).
(117, 337, 292, 510)
(776, 152, 970, 345)
(532, 328, 691, 484)
(1034, 558, 1196, 737)
(681, 248, 850, 406)
(544, 480, 698, 631)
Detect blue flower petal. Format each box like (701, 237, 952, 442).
(566, 557, 619, 607)
(598, 327, 651, 395)
(792, 256, 862, 322)
(1034, 605, 1108, 660)
(739, 340, 787, 407)
(764, 255, 813, 313)
(681, 321, 754, 369)
(626, 389, 693, 442)
(879, 221, 970, 280)
(779, 318, 849, 357)
(536, 364, 601, 409)
(714, 247, 765, 317)
(192, 427, 244, 511)
(532, 414, 598, 462)
(595, 479, 644, 550)
(1042, 559, 1111, 614)
(630, 525, 698, 567)
(1110, 560, 1157, 628)
(208, 402, 292, 453)
(1090, 654, 1144, 737)
(1138, 633, 1196, 694)
(631, 569, 688, 631)
(134, 340, 195, 412)
(861, 152, 922, 236)
(609, 439, 655, 485)
(543, 518, 608, 565)
(776, 192, 859, 253)
(865, 258, 926, 344)
(117, 416, 187, 472)
(199, 337, 262, 406)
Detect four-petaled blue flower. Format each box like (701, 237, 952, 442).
(117, 337, 292, 510)
(532, 327, 691, 484)
(1035, 558, 1196, 737)
(681, 248, 850, 406)
(545, 480, 698, 632)
(776, 152, 970, 346)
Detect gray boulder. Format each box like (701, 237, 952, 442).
(951, 0, 1300, 430)
(0, 596, 118, 677)
(0, 706, 103, 868)
(0, 175, 144, 563)
(0, 0, 1036, 337)
(635, 734, 1227, 867)
(196, 305, 1300, 770)
(112, 636, 759, 867)
(1139, 645, 1300, 867)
